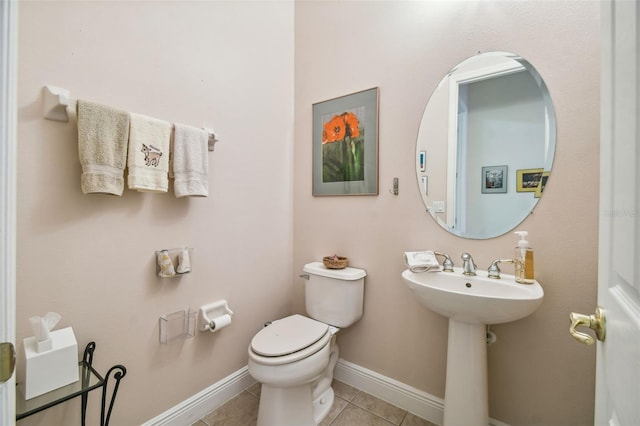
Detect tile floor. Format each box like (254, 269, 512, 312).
(191, 380, 437, 426)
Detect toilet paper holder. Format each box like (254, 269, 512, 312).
(199, 300, 233, 332)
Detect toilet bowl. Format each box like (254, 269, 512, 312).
(248, 262, 366, 426)
(248, 315, 339, 426)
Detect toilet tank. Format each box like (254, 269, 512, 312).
(303, 262, 366, 328)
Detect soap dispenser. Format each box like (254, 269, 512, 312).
(514, 231, 534, 284)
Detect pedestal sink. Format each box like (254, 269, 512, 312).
(401, 267, 543, 426)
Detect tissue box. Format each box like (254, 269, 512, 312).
(23, 327, 79, 399)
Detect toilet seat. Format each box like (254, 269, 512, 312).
(250, 314, 330, 366)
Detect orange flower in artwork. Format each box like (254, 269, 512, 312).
(342, 112, 360, 138)
(322, 115, 346, 144)
(322, 112, 360, 144)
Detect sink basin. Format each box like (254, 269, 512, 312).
(402, 267, 543, 324)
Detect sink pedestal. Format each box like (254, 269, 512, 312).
(401, 268, 544, 426)
(443, 320, 488, 426)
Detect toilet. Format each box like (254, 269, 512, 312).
(248, 261, 366, 426)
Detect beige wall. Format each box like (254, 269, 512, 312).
(16, 1, 600, 425)
(16, 1, 293, 424)
(294, 2, 600, 426)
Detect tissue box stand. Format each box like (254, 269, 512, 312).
(23, 327, 79, 400)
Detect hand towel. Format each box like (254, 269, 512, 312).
(172, 123, 209, 198)
(404, 251, 443, 273)
(77, 100, 130, 195)
(127, 113, 172, 192)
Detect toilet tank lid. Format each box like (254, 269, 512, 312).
(303, 262, 367, 280)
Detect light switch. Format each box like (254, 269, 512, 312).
(433, 201, 445, 213)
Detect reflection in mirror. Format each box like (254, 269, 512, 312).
(416, 51, 556, 239)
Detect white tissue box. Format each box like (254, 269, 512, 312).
(23, 327, 79, 399)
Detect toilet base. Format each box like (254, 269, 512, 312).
(312, 386, 334, 424)
(257, 383, 315, 426)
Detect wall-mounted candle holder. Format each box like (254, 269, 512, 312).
(156, 247, 193, 278)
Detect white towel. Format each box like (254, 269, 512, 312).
(127, 113, 172, 193)
(172, 123, 209, 198)
(77, 100, 130, 195)
(404, 251, 443, 273)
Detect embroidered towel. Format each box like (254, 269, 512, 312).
(77, 100, 130, 195)
(403, 251, 443, 273)
(172, 123, 209, 198)
(127, 113, 172, 192)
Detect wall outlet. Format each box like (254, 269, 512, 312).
(432, 201, 445, 213)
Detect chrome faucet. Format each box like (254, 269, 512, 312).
(434, 251, 454, 272)
(487, 259, 515, 279)
(461, 253, 477, 276)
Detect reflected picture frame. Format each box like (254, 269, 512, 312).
(535, 171, 550, 198)
(312, 87, 379, 196)
(517, 168, 545, 192)
(481, 165, 508, 194)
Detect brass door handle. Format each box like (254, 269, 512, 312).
(569, 306, 606, 345)
(0, 342, 16, 383)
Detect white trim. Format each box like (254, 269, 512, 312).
(0, 0, 18, 425)
(335, 358, 444, 424)
(334, 359, 510, 426)
(141, 360, 511, 426)
(141, 366, 256, 426)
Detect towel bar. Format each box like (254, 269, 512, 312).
(43, 85, 220, 151)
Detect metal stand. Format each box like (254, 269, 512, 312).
(16, 342, 126, 426)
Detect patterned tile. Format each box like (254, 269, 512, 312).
(350, 391, 408, 425)
(200, 391, 259, 426)
(318, 396, 349, 426)
(246, 381, 262, 399)
(198, 380, 437, 426)
(331, 404, 397, 426)
(401, 412, 439, 426)
(332, 380, 360, 401)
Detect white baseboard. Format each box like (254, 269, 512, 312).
(142, 359, 510, 426)
(141, 366, 256, 426)
(334, 359, 510, 426)
(334, 358, 445, 425)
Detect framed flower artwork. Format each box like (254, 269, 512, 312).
(312, 87, 379, 196)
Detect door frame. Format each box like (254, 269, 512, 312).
(0, 0, 18, 424)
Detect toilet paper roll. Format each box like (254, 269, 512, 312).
(208, 314, 232, 332)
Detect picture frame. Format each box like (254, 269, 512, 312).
(535, 171, 550, 198)
(516, 168, 544, 192)
(481, 165, 508, 194)
(312, 87, 379, 196)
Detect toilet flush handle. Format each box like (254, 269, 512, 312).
(299, 274, 309, 280)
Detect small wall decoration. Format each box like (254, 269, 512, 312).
(517, 168, 544, 192)
(312, 88, 379, 196)
(535, 171, 550, 198)
(481, 165, 508, 194)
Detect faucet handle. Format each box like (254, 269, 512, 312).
(487, 259, 515, 279)
(434, 251, 454, 272)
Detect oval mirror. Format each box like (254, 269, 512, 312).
(416, 51, 556, 239)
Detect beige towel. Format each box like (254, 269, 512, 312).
(77, 100, 130, 195)
(172, 123, 209, 198)
(127, 113, 172, 192)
